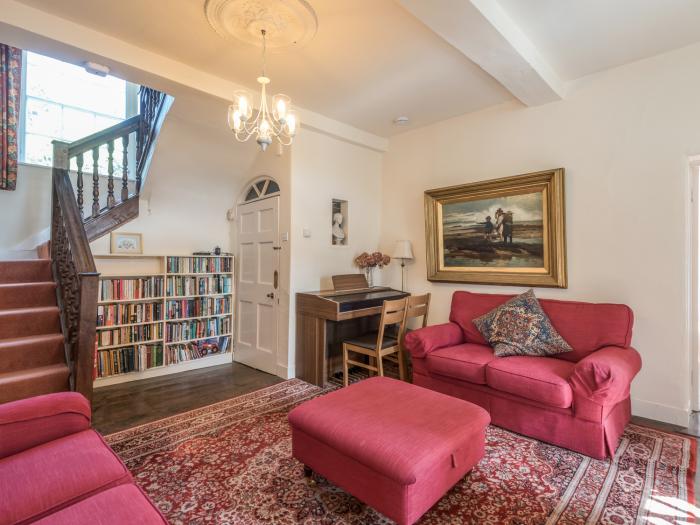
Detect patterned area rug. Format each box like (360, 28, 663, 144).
(106, 379, 697, 525)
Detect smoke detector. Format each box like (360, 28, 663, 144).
(83, 61, 110, 77)
(393, 116, 410, 126)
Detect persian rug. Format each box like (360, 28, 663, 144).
(106, 379, 697, 525)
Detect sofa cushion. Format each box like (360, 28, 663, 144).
(473, 289, 572, 358)
(0, 429, 132, 525)
(485, 356, 575, 408)
(449, 291, 634, 362)
(425, 344, 496, 384)
(31, 485, 167, 525)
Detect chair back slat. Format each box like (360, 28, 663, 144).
(406, 293, 431, 328)
(376, 297, 408, 348)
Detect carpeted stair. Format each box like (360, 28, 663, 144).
(0, 259, 70, 403)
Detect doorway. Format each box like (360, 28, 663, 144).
(691, 159, 700, 422)
(235, 178, 282, 376)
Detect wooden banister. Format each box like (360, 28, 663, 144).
(49, 86, 171, 402)
(51, 141, 99, 402)
(67, 116, 140, 158)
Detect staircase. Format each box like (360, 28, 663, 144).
(0, 87, 172, 404)
(0, 260, 69, 403)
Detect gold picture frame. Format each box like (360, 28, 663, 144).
(424, 168, 567, 288)
(110, 232, 143, 254)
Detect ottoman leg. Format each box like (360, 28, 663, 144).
(303, 465, 316, 486)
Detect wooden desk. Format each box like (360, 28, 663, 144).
(295, 287, 409, 386)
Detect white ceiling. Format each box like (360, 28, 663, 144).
(13, 0, 512, 137)
(11, 0, 700, 137)
(497, 0, 700, 81)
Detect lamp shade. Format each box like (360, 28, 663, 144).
(392, 240, 414, 260)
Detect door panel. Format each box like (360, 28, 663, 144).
(235, 196, 280, 375)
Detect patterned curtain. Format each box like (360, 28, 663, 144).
(1, 44, 22, 191)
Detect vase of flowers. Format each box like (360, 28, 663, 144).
(354, 251, 391, 287)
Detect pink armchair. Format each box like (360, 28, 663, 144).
(0, 392, 167, 525)
(405, 291, 641, 459)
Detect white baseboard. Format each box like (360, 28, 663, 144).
(631, 397, 690, 427)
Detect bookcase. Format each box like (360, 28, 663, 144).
(93, 254, 235, 387)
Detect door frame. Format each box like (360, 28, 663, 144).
(233, 176, 285, 377)
(689, 156, 700, 412)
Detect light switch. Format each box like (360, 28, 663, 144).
(303, 228, 311, 238)
(281, 232, 289, 242)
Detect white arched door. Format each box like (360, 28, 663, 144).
(235, 179, 280, 375)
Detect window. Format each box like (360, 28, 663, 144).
(242, 178, 280, 202)
(20, 51, 139, 168)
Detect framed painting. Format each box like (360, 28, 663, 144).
(110, 232, 143, 254)
(424, 168, 567, 288)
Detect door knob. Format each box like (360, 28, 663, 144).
(266, 292, 275, 299)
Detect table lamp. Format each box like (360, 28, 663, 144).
(392, 240, 414, 291)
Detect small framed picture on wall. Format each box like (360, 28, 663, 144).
(110, 232, 143, 254)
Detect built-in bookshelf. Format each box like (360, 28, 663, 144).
(93, 254, 235, 387)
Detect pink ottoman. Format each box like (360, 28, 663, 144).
(288, 377, 490, 525)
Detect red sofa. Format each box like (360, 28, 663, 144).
(404, 291, 641, 459)
(0, 392, 167, 525)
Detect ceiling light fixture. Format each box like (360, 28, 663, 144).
(227, 29, 297, 152)
(393, 116, 410, 126)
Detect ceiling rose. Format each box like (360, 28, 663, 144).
(204, 0, 318, 49)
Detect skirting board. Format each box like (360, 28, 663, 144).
(632, 397, 690, 427)
(94, 352, 233, 388)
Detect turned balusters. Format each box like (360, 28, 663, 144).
(75, 153, 84, 218)
(106, 140, 115, 208)
(91, 146, 100, 218)
(121, 134, 129, 201)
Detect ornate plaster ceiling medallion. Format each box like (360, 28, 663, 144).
(204, 0, 318, 49)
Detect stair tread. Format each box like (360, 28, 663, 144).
(0, 333, 65, 347)
(0, 281, 56, 288)
(0, 363, 70, 382)
(0, 260, 52, 284)
(0, 306, 59, 316)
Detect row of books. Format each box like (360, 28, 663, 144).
(97, 302, 163, 327)
(166, 276, 232, 297)
(165, 297, 231, 319)
(97, 323, 163, 348)
(95, 344, 164, 377)
(166, 336, 231, 365)
(165, 317, 231, 343)
(100, 277, 164, 301)
(166, 256, 232, 274)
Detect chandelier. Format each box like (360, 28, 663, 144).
(228, 29, 297, 151)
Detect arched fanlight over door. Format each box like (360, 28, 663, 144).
(242, 177, 280, 203)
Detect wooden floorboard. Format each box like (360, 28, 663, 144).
(92, 362, 283, 434)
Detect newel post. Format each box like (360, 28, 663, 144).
(75, 273, 99, 402)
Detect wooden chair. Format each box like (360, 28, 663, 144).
(395, 293, 430, 380)
(405, 293, 431, 329)
(342, 297, 408, 386)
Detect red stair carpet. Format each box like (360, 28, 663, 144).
(106, 380, 697, 524)
(0, 259, 69, 403)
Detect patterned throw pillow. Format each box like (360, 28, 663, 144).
(473, 289, 572, 357)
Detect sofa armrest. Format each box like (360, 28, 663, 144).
(569, 346, 642, 422)
(404, 322, 465, 359)
(0, 392, 91, 459)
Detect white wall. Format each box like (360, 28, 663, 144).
(0, 164, 52, 258)
(287, 127, 384, 374)
(90, 111, 255, 256)
(380, 42, 700, 426)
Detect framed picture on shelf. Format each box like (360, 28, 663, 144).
(110, 232, 143, 254)
(424, 168, 567, 288)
